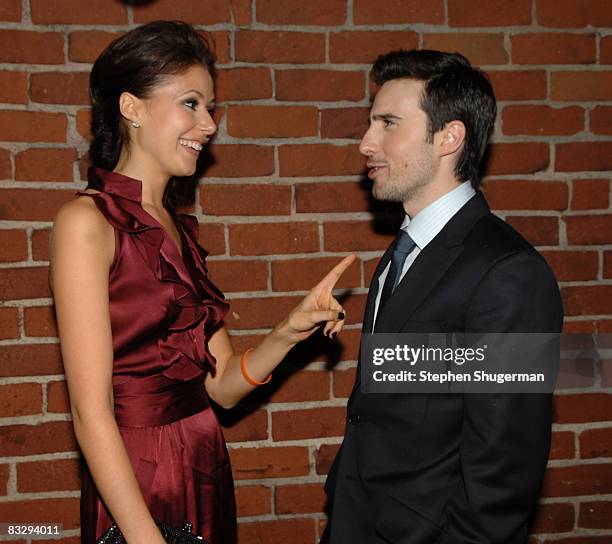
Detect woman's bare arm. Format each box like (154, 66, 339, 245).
(50, 197, 164, 544)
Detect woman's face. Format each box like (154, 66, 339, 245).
(128, 64, 216, 179)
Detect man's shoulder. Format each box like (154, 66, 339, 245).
(466, 211, 538, 257)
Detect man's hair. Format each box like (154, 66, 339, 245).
(372, 49, 497, 189)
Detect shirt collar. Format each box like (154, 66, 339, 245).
(402, 181, 476, 249)
(87, 167, 143, 203)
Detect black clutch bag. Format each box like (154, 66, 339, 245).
(96, 520, 207, 544)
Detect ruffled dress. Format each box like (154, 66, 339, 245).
(77, 168, 236, 544)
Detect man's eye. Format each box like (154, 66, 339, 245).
(383, 119, 394, 128)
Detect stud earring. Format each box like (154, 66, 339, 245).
(131, 121, 140, 128)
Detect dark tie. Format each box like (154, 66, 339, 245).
(378, 229, 416, 311)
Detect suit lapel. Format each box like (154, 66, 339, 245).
(363, 244, 394, 334)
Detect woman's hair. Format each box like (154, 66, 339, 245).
(89, 20, 216, 208)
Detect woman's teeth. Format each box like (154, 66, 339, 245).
(179, 139, 203, 151)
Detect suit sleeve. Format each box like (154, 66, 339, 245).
(434, 250, 563, 543)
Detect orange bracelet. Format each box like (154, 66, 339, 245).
(240, 348, 272, 386)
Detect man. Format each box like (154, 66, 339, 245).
(322, 50, 563, 544)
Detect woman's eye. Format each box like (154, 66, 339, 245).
(184, 99, 198, 110)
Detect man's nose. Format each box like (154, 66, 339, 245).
(359, 127, 377, 156)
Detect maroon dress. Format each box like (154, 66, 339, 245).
(77, 168, 237, 544)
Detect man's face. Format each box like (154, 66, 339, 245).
(360, 78, 438, 206)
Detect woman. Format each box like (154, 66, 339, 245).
(50, 21, 353, 544)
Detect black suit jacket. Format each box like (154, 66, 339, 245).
(322, 193, 563, 544)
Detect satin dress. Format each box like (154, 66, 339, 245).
(77, 168, 237, 544)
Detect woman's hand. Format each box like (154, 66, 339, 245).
(277, 254, 357, 343)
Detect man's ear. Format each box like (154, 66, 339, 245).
(118, 91, 142, 128)
(438, 121, 466, 158)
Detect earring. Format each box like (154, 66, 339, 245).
(131, 121, 140, 128)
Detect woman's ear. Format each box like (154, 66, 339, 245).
(118, 91, 142, 128)
(439, 120, 466, 158)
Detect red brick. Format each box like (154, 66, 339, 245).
(423, 33, 508, 65)
(485, 143, 550, 176)
(206, 259, 268, 293)
(0, 229, 28, 262)
(238, 519, 315, 544)
(224, 295, 300, 330)
(47, 380, 70, 413)
(450, 0, 531, 26)
(0, 30, 64, 64)
(0, 111, 66, 143)
(24, 306, 57, 337)
(221, 409, 268, 443)
(333, 367, 357, 398)
(15, 148, 76, 182)
(201, 183, 291, 215)
(603, 359, 612, 387)
(537, 0, 612, 28)
(0, 0, 20, 21)
(502, 106, 583, 136)
(276, 70, 364, 102)
(512, 33, 596, 64)
(354, 0, 443, 24)
(555, 394, 612, 423)
(590, 106, 612, 136)
(276, 483, 326, 514)
(280, 144, 364, 176)
(272, 407, 345, 440)
(197, 223, 225, 256)
(226, 105, 317, 138)
(75, 108, 92, 141)
(542, 463, 612, 497)
(230, 446, 309, 480)
(550, 431, 576, 460)
(483, 179, 568, 210)
(17, 458, 80, 493)
(235, 31, 324, 64)
(0, 499, 79, 533)
(229, 223, 319, 256)
(267, 371, 330, 403)
(551, 71, 612, 101)
(0, 266, 51, 299)
(0, 71, 28, 103)
(324, 221, 393, 252)
(0, 307, 19, 340)
(31, 0, 127, 24)
(0, 383, 43, 417)
(296, 181, 370, 213)
(205, 31, 231, 65)
(580, 428, 612, 459)
(579, 501, 612, 529)
(0, 148, 9, 179)
(315, 443, 341, 475)
(330, 31, 419, 64)
(540, 251, 598, 281)
(202, 144, 274, 178)
(488, 70, 547, 101)
(565, 215, 612, 245)
(562, 285, 612, 316)
(133, 0, 232, 23)
(235, 485, 272, 517)
(32, 229, 51, 261)
(0, 344, 63, 378)
(216, 68, 272, 102)
(257, 0, 345, 25)
(557, 142, 612, 172)
(320, 108, 369, 140)
(529, 502, 575, 534)
(272, 257, 360, 291)
(505, 216, 559, 246)
(0, 421, 76, 456)
(571, 179, 610, 210)
(68, 31, 121, 63)
(31, 72, 89, 105)
(0, 464, 8, 495)
(603, 36, 612, 64)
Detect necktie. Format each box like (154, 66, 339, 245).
(378, 229, 416, 311)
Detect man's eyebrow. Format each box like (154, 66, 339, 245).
(371, 113, 403, 121)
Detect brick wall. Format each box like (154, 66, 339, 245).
(0, 0, 610, 542)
